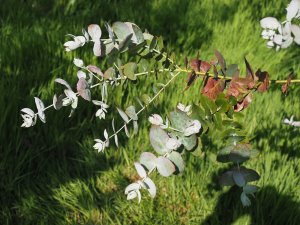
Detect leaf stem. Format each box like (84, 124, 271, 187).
(108, 71, 181, 140)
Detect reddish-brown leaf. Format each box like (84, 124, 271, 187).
(200, 61, 211, 73)
(244, 58, 254, 80)
(255, 70, 269, 92)
(226, 77, 249, 99)
(202, 77, 225, 100)
(185, 71, 197, 90)
(214, 50, 226, 72)
(234, 92, 253, 112)
(281, 73, 293, 94)
(184, 56, 188, 69)
(190, 59, 201, 72)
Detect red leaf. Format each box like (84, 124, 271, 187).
(190, 59, 200, 72)
(281, 73, 293, 94)
(214, 50, 226, 72)
(200, 61, 211, 73)
(227, 77, 249, 99)
(255, 70, 269, 92)
(185, 71, 197, 90)
(234, 93, 253, 112)
(202, 77, 225, 100)
(244, 58, 254, 80)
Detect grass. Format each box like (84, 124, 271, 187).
(0, 0, 299, 224)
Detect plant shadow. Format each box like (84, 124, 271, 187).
(201, 184, 300, 225)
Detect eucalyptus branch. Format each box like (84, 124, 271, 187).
(108, 71, 181, 140)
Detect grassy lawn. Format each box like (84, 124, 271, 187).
(0, 0, 299, 224)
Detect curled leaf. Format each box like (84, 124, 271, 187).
(34, 97, 46, 123)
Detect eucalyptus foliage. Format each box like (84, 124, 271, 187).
(20, 18, 299, 208)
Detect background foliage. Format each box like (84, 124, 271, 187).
(0, 0, 299, 224)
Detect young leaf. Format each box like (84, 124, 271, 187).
(114, 134, 119, 148)
(140, 152, 157, 171)
(133, 120, 138, 135)
(87, 65, 103, 76)
(149, 125, 170, 155)
(125, 183, 140, 194)
(77, 78, 91, 101)
(156, 156, 175, 177)
(117, 107, 130, 123)
(240, 167, 260, 182)
(255, 69, 269, 92)
(104, 21, 115, 44)
(112, 22, 132, 40)
(125, 22, 144, 44)
(125, 106, 138, 120)
(281, 72, 293, 95)
(243, 185, 258, 195)
(124, 124, 130, 137)
(134, 162, 147, 178)
(143, 177, 156, 198)
(185, 71, 197, 89)
(219, 170, 235, 186)
(214, 50, 226, 72)
(201, 77, 225, 100)
(55, 78, 72, 90)
(233, 170, 246, 187)
(88, 24, 102, 41)
(167, 151, 185, 173)
(241, 192, 251, 207)
(244, 58, 254, 80)
(226, 64, 238, 77)
(34, 97, 46, 123)
(122, 62, 137, 80)
(53, 94, 65, 110)
(93, 40, 102, 57)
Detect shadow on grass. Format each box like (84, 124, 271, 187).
(202, 185, 300, 225)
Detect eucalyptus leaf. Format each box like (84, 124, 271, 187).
(134, 162, 147, 178)
(88, 24, 102, 41)
(133, 120, 138, 135)
(77, 78, 91, 101)
(117, 107, 130, 123)
(125, 183, 140, 194)
(217, 144, 259, 163)
(156, 156, 175, 177)
(53, 94, 65, 110)
(167, 151, 185, 173)
(143, 177, 156, 198)
(240, 167, 260, 182)
(112, 22, 132, 40)
(122, 62, 137, 80)
(241, 192, 251, 207)
(55, 78, 72, 90)
(93, 40, 102, 57)
(219, 170, 235, 186)
(233, 170, 246, 187)
(125, 106, 138, 120)
(243, 185, 258, 195)
(119, 33, 133, 52)
(149, 125, 169, 155)
(178, 134, 197, 151)
(124, 124, 130, 137)
(34, 97, 46, 123)
(104, 21, 115, 44)
(141, 94, 151, 105)
(169, 110, 192, 131)
(114, 134, 119, 148)
(140, 152, 157, 171)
